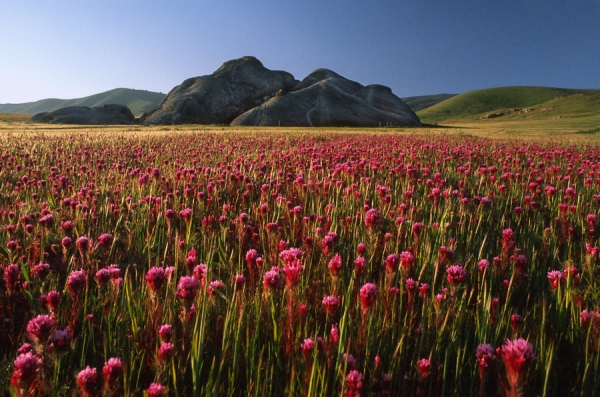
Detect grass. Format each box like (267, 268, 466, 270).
(0, 113, 32, 123)
(417, 86, 600, 124)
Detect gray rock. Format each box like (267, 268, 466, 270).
(231, 68, 421, 127)
(29, 104, 135, 124)
(141, 56, 298, 125)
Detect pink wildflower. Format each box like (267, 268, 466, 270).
(67, 269, 87, 297)
(322, 295, 341, 316)
(345, 370, 363, 397)
(77, 366, 99, 397)
(496, 338, 536, 395)
(359, 283, 378, 314)
(26, 314, 56, 345)
(417, 358, 432, 379)
(547, 270, 564, 290)
(158, 324, 174, 343)
(145, 267, 167, 293)
(446, 263, 467, 285)
(146, 383, 166, 397)
(328, 254, 343, 277)
(11, 352, 41, 396)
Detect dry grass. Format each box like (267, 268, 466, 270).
(1, 119, 599, 144)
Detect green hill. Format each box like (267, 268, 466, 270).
(0, 88, 166, 116)
(401, 93, 457, 112)
(417, 86, 600, 123)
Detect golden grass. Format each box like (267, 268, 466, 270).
(1, 119, 599, 144)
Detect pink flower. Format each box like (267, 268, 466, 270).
(384, 254, 400, 274)
(175, 276, 200, 302)
(412, 222, 423, 237)
(547, 270, 564, 290)
(262, 269, 282, 291)
(77, 366, 99, 397)
(353, 257, 366, 278)
(145, 267, 167, 293)
(446, 263, 467, 285)
(61, 236, 73, 249)
(400, 251, 414, 271)
(3, 264, 20, 291)
(11, 352, 41, 395)
(50, 328, 72, 353)
(417, 358, 432, 378)
(32, 263, 51, 281)
(328, 254, 343, 277)
(102, 357, 123, 390)
(158, 343, 174, 364)
(496, 338, 536, 392)
(405, 278, 417, 296)
(67, 269, 87, 297)
(322, 295, 341, 316)
(146, 382, 166, 397)
(330, 324, 340, 344)
(76, 236, 90, 254)
(300, 338, 315, 359)
(282, 259, 303, 288)
(164, 209, 176, 224)
(159, 324, 174, 342)
(46, 291, 61, 312)
(475, 344, 495, 378)
(246, 249, 260, 266)
(279, 247, 303, 263)
(97, 233, 114, 249)
(345, 370, 363, 396)
(193, 264, 209, 284)
(478, 259, 490, 273)
(207, 280, 225, 297)
(364, 208, 382, 229)
(26, 314, 56, 345)
(359, 283, 378, 313)
(357, 243, 367, 256)
(178, 208, 193, 224)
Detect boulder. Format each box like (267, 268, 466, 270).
(231, 69, 421, 127)
(29, 104, 135, 124)
(141, 56, 298, 125)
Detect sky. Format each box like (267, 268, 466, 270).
(1, 0, 599, 104)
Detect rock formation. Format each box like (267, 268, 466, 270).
(231, 69, 421, 127)
(28, 57, 420, 127)
(141, 56, 298, 125)
(29, 104, 135, 125)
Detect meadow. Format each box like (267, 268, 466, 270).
(1, 122, 600, 396)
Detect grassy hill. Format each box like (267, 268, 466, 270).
(417, 86, 600, 123)
(401, 93, 457, 112)
(0, 88, 166, 116)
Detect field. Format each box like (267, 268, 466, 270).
(2, 120, 600, 396)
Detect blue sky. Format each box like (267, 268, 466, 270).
(1, 0, 599, 103)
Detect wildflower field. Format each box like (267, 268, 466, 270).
(1, 127, 600, 396)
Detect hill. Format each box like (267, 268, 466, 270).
(0, 88, 166, 116)
(401, 93, 457, 112)
(417, 86, 600, 123)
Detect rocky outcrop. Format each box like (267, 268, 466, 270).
(29, 104, 135, 124)
(141, 56, 297, 125)
(231, 69, 421, 127)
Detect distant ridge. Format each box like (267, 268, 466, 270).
(0, 88, 166, 116)
(417, 86, 600, 123)
(401, 94, 457, 112)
